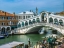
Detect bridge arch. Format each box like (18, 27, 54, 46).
(22, 22, 24, 27)
(40, 12, 49, 22)
(54, 18, 58, 25)
(29, 20, 32, 24)
(18, 23, 21, 27)
(25, 26, 44, 34)
(49, 17, 53, 23)
(32, 19, 36, 23)
(59, 19, 63, 26)
(25, 21, 28, 26)
(36, 18, 40, 23)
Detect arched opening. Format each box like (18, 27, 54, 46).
(7, 27, 10, 32)
(29, 20, 32, 24)
(6, 27, 10, 34)
(18, 23, 21, 28)
(25, 21, 28, 26)
(22, 22, 24, 27)
(59, 20, 63, 26)
(49, 17, 53, 23)
(41, 12, 47, 22)
(1, 27, 5, 34)
(36, 18, 40, 23)
(32, 19, 36, 23)
(54, 18, 58, 25)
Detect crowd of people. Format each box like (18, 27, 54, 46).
(24, 36, 64, 48)
(34, 36, 64, 48)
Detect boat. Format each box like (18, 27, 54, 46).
(39, 27, 45, 34)
(0, 41, 24, 48)
(0, 35, 5, 39)
(46, 34, 58, 38)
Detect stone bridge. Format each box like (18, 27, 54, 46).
(11, 23, 64, 35)
(11, 11, 64, 35)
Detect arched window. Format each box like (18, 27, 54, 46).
(18, 23, 21, 27)
(59, 20, 63, 26)
(49, 18, 53, 23)
(54, 18, 58, 25)
(36, 18, 40, 22)
(41, 13, 47, 21)
(29, 20, 32, 24)
(1, 27, 5, 34)
(6, 27, 10, 32)
(25, 21, 28, 26)
(22, 22, 24, 27)
(32, 19, 36, 23)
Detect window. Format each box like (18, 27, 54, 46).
(28, 16, 30, 18)
(7, 17, 11, 20)
(12, 17, 14, 20)
(23, 16, 25, 19)
(2, 17, 5, 20)
(11, 22, 14, 25)
(2, 22, 5, 25)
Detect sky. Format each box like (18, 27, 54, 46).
(0, 0, 64, 14)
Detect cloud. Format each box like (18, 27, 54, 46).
(0, 0, 63, 13)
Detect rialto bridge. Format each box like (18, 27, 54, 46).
(11, 11, 64, 35)
(49, 14, 64, 26)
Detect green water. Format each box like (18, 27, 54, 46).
(0, 29, 63, 46)
(0, 34, 45, 45)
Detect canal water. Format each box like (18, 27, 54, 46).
(0, 34, 44, 45)
(0, 30, 63, 46)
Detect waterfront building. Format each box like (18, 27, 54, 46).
(17, 11, 35, 20)
(17, 10, 41, 28)
(0, 10, 18, 34)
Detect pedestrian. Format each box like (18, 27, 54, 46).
(62, 38, 64, 43)
(47, 36, 53, 48)
(28, 38, 30, 47)
(42, 44, 45, 48)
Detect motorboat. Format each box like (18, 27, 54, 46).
(39, 27, 45, 34)
(46, 34, 58, 38)
(0, 35, 5, 39)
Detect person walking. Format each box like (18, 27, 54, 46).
(28, 38, 30, 47)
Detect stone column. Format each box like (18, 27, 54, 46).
(28, 20, 29, 26)
(46, 12, 49, 23)
(25, 15, 26, 19)
(53, 18, 54, 24)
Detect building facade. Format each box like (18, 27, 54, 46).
(17, 11, 35, 20)
(0, 10, 18, 34)
(17, 11, 41, 28)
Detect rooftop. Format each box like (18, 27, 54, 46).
(0, 10, 15, 16)
(55, 11, 64, 16)
(18, 11, 34, 14)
